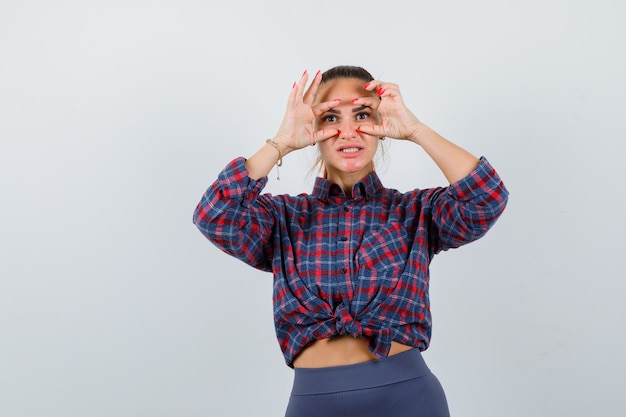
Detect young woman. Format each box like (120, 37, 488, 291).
(193, 66, 508, 416)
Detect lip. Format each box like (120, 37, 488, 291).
(336, 144, 365, 157)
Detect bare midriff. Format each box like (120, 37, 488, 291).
(292, 336, 415, 368)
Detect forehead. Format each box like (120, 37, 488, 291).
(314, 78, 371, 103)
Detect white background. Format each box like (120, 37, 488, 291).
(1, 1, 625, 416)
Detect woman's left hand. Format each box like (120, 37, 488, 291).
(352, 81, 423, 144)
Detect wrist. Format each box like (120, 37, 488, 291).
(270, 135, 295, 156)
(266, 138, 286, 165)
(408, 122, 428, 145)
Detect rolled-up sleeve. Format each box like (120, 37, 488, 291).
(193, 157, 274, 271)
(430, 156, 509, 252)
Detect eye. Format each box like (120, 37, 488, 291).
(322, 114, 338, 123)
(355, 112, 370, 121)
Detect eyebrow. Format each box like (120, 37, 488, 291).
(324, 105, 371, 114)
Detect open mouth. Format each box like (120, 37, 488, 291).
(340, 147, 362, 153)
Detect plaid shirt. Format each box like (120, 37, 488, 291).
(194, 156, 508, 367)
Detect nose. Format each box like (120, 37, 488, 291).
(337, 120, 358, 139)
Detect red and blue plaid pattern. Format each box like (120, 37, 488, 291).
(194, 157, 508, 367)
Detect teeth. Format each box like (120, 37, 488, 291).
(341, 148, 360, 153)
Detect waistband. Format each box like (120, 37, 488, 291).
(291, 348, 430, 395)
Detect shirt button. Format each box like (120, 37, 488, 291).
(343, 206, 349, 212)
(340, 236, 348, 241)
(340, 268, 347, 274)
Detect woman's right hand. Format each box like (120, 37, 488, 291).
(273, 71, 341, 154)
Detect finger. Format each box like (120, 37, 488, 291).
(350, 96, 381, 110)
(295, 70, 309, 104)
(363, 81, 400, 98)
(312, 128, 340, 143)
(356, 124, 386, 137)
(303, 70, 322, 105)
(376, 84, 402, 101)
(287, 79, 299, 108)
(362, 80, 382, 93)
(312, 98, 342, 116)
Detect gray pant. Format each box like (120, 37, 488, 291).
(285, 349, 450, 417)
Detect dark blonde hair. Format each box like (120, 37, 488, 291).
(320, 65, 375, 84)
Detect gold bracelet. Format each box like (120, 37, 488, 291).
(266, 139, 283, 166)
(266, 138, 283, 180)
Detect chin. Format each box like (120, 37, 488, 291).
(341, 163, 371, 175)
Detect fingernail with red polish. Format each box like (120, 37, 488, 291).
(292, 81, 297, 89)
(363, 82, 371, 90)
(302, 70, 308, 77)
(376, 88, 384, 96)
(351, 98, 359, 103)
(315, 70, 321, 77)
(336, 129, 342, 135)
